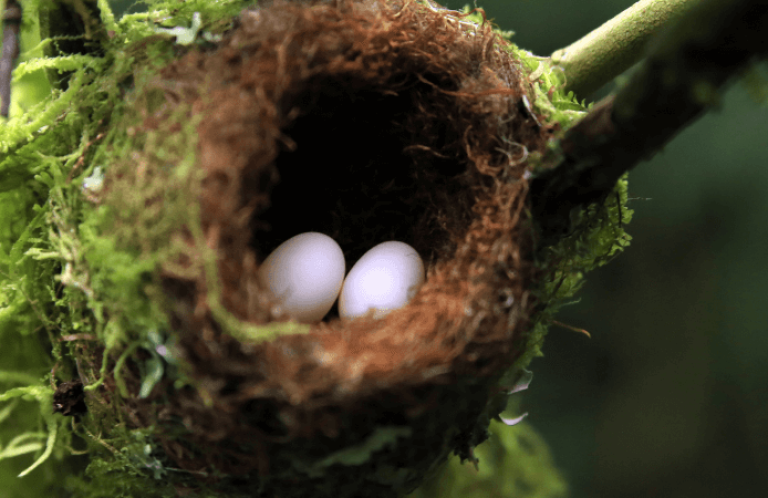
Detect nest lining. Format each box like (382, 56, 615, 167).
(114, 0, 554, 490)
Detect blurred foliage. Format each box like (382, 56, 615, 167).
(410, 421, 568, 498)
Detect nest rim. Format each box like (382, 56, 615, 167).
(93, 0, 556, 493)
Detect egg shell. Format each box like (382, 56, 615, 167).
(339, 241, 425, 320)
(258, 232, 345, 323)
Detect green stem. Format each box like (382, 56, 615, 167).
(550, 0, 700, 98)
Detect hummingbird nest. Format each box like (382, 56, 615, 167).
(90, 0, 557, 496)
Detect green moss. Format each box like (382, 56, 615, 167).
(0, 1, 251, 494)
(521, 175, 632, 364)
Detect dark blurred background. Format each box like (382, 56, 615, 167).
(437, 0, 768, 496)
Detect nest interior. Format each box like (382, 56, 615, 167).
(116, 0, 553, 494)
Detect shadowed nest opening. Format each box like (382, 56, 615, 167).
(115, 0, 554, 495)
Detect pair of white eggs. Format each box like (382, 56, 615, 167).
(257, 232, 426, 323)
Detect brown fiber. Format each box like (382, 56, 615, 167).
(120, 0, 553, 493)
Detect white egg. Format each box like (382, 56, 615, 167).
(258, 232, 345, 323)
(339, 241, 425, 320)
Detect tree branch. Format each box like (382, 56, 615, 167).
(1, 0, 21, 117)
(530, 0, 768, 245)
(551, 0, 700, 99)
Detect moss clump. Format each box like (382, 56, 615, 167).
(1, 1, 630, 497)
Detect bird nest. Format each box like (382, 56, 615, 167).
(88, 0, 555, 495)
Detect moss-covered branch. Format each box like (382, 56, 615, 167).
(531, 0, 768, 244)
(550, 0, 700, 98)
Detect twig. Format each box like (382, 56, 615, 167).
(530, 0, 768, 245)
(551, 0, 700, 98)
(552, 320, 591, 338)
(1, 0, 21, 117)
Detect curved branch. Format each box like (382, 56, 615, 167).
(551, 0, 700, 98)
(530, 0, 768, 245)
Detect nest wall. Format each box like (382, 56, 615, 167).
(96, 0, 555, 494)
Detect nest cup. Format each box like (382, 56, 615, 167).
(104, 0, 553, 495)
